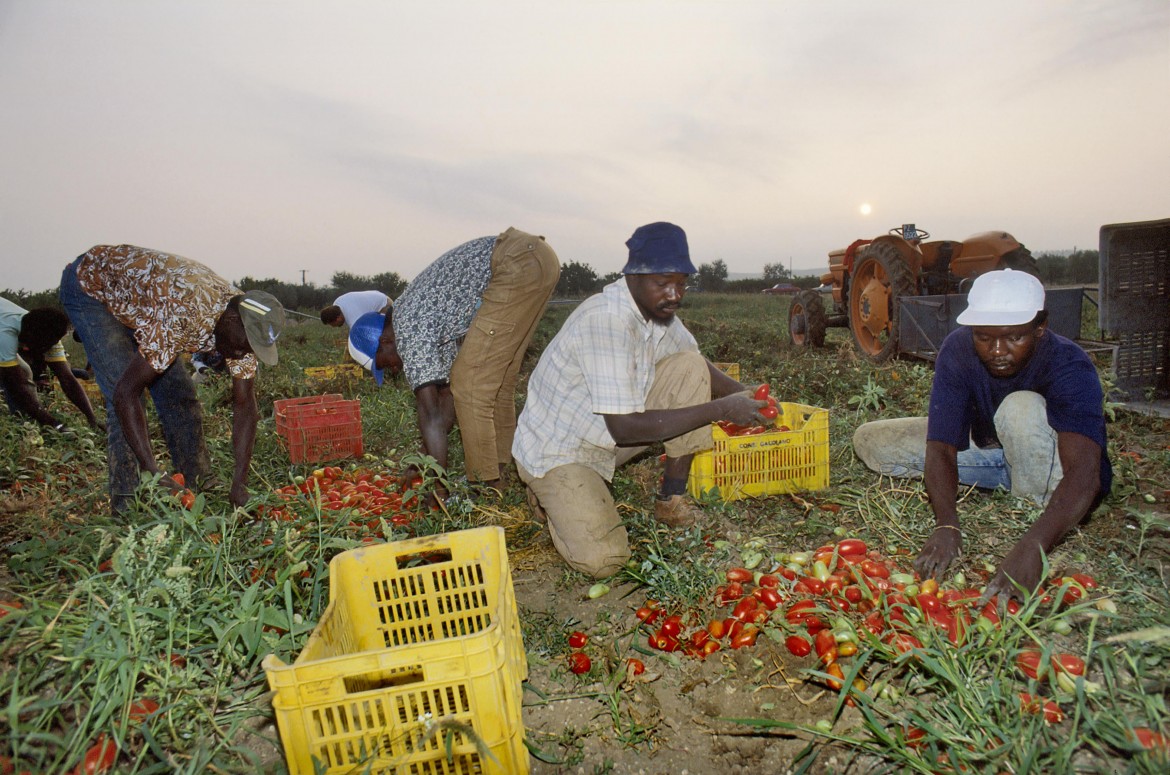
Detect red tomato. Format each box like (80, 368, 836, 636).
(626, 658, 646, 676)
(804, 615, 829, 635)
(660, 614, 683, 638)
(843, 586, 864, 604)
(725, 567, 754, 583)
(757, 574, 781, 588)
(689, 629, 710, 648)
(635, 606, 660, 625)
(0, 600, 23, 619)
(759, 405, 779, 420)
(859, 560, 890, 579)
(80, 735, 117, 774)
(1052, 653, 1086, 677)
(1130, 727, 1170, 750)
(785, 635, 812, 657)
(753, 587, 784, 611)
(836, 539, 868, 557)
(814, 629, 838, 665)
(707, 618, 728, 639)
(785, 599, 818, 623)
(1042, 700, 1064, 725)
(567, 631, 588, 649)
(128, 698, 160, 722)
(753, 384, 770, 401)
(1070, 573, 1098, 592)
(729, 626, 758, 650)
(824, 661, 845, 690)
(1016, 649, 1044, 680)
(731, 596, 760, 623)
(701, 639, 721, 657)
(567, 652, 591, 674)
(915, 593, 944, 615)
(714, 581, 745, 606)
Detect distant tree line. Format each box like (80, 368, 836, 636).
(0, 250, 1101, 313)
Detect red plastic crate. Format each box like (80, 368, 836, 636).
(275, 394, 363, 464)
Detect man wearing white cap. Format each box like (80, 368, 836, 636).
(60, 245, 286, 512)
(853, 268, 1111, 604)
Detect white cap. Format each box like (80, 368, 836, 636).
(956, 269, 1045, 326)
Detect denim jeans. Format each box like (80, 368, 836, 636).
(851, 392, 1062, 507)
(59, 258, 211, 513)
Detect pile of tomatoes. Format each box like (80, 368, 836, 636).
(260, 466, 424, 528)
(633, 537, 1103, 708)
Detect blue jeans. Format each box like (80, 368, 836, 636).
(59, 258, 211, 513)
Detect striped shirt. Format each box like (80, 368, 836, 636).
(76, 245, 257, 379)
(512, 279, 698, 480)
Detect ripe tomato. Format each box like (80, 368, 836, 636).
(824, 661, 845, 690)
(785, 635, 812, 657)
(1042, 700, 1064, 724)
(567, 631, 588, 649)
(714, 581, 745, 606)
(128, 698, 160, 722)
(1051, 653, 1086, 677)
(626, 658, 646, 676)
(660, 614, 683, 638)
(1130, 727, 1170, 750)
(836, 539, 868, 557)
(757, 574, 781, 588)
(753, 384, 770, 401)
(759, 405, 779, 420)
(729, 626, 758, 649)
(725, 567, 754, 583)
(701, 639, 721, 657)
(731, 596, 760, 622)
(80, 734, 116, 774)
(1016, 649, 1044, 680)
(1070, 573, 1098, 592)
(0, 600, 23, 619)
(635, 606, 660, 625)
(753, 587, 783, 611)
(859, 560, 890, 579)
(707, 618, 728, 639)
(567, 652, 591, 674)
(814, 629, 838, 665)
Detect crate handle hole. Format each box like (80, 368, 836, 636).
(396, 549, 453, 569)
(343, 666, 425, 694)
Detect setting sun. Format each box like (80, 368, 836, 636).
(860, 203, 872, 216)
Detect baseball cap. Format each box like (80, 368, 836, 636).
(238, 291, 285, 366)
(348, 312, 385, 385)
(621, 222, 698, 275)
(956, 269, 1045, 327)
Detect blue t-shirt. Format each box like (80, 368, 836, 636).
(927, 327, 1112, 496)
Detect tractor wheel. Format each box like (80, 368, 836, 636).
(788, 290, 826, 348)
(848, 241, 916, 362)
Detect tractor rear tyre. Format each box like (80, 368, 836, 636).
(848, 241, 916, 362)
(788, 290, 826, 348)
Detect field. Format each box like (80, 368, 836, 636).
(1, 292, 1168, 774)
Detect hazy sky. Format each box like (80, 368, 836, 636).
(2, 0, 1167, 293)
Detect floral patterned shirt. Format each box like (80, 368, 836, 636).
(76, 245, 257, 379)
(393, 236, 496, 390)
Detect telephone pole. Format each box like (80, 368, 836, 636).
(299, 269, 308, 285)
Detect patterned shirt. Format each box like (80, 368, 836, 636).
(393, 236, 496, 390)
(512, 279, 699, 480)
(76, 245, 258, 379)
(0, 297, 66, 367)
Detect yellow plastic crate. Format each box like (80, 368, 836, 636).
(713, 361, 741, 382)
(261, 527, 528, 775)
(54, 378, 103, 404)
(304, 363, 367, 388)
(689, 402, 829, 501)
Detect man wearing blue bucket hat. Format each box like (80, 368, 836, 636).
(511, 223, 770, 578)
(348, 228, 560, 495)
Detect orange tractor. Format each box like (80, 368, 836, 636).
(788, 224, 1038, 361)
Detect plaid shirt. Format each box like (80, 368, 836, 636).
(512, 279, 698, 480)
(76, 245, 257, 379)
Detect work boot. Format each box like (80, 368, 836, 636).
(654, 494, 703, 528)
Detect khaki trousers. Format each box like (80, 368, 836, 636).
(517, 350, 712, 578)
(450, 228, 560, 482)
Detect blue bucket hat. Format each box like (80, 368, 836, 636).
(347, 312, 385, 385)
(621, 222, 697, 275)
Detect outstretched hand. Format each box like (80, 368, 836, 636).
(913, 525, 962, 581)
(979, 541, 1044, 606)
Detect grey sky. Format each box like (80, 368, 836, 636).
(1, 0, 1167, 293)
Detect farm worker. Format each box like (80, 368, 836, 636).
(347, 227, 560, 494)
(319, 290, 392, 329)
(59, 245, 286, 513)
(510, 222, 769, 578)
(852, 269, 1111, 604)
(0, 297, 102, 431)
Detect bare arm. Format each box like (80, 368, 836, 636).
(914, 440, 963, 580)
(0, 364, 61, 427)
(114, 355, 163, 473)
(48, 360, 102, 429)
(603, 392, 766, 447)
(414, 383, 456, 468)
(228, 376, 258, 507)
(982, 431, 1101, 602)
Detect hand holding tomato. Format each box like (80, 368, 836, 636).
(719, 392, 770, 427)
(912, 524, 962, 583)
